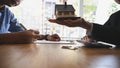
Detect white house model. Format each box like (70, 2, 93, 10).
(55, 2, 76, 18)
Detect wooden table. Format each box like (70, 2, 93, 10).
(0, 43, 120, 68)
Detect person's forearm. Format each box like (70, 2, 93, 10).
(83, 22, 92, 30)
(0, 33, 17, 44)
(79, 18, 92, 30)
(0, 32, 33, 44)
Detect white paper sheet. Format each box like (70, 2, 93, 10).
(34, 40, 75, 44)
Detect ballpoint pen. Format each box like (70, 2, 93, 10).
(20, 23, 27, 30)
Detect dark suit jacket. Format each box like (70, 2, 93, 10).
(90, 10, 120, 46)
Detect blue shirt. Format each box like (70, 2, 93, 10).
(0, 6, 24, 34)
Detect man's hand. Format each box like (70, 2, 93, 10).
(47, 34, 61, 41)
(15, 29, 41, 43)
(81, 35, 96, 43)
(0, 29, 41, 44)
(49, 18, 92, 30)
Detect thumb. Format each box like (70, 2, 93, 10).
(48, 19, 57, 23)
(34, 34, 41, 39)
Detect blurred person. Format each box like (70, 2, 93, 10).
(49, 0, 120, 47)
(0, 0, 60, 44)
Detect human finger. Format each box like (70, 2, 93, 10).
(47, 34, 61, 41)
(37, 35, 45, 40)
(81, 36, 89, 41)
(49, 19, 66, 25)
(48, 19, 57, 23)
(52, 34, 61, 41)
(34, 34, 42, 40)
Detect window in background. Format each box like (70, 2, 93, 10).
(83, 0, 120, 24)
(10, 0, 120, 39)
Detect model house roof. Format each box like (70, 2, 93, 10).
(55, 5, 75, 12)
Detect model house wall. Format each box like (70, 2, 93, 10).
(55, 2, 76, 18)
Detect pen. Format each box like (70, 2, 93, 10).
(20, 23, 27, 30)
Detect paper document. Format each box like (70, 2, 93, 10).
(34, 40, 75, 44)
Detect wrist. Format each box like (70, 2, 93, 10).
(85, 22, 92, 30)
(80, 18, 92, 30)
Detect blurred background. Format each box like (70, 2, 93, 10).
(10, 0, 120, 39)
